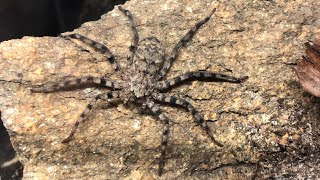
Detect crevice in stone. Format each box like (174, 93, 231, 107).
(0, 112, 24, 180)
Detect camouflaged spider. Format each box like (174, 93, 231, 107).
(31, 6, 248, 175)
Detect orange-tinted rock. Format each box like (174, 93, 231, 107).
(0, 0, 319, 179)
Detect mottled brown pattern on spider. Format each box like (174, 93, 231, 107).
(31, 6, 248, 175)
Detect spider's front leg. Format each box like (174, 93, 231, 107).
(155, 71, 248, 90)
(118, 6, 139, 64)
(144, 99, 170, 176)
(152, 92, 223, 147)
(158, 9, 216, 79)
(60, 34, 120, 71)
(62, 91, 120, 143)
(31, 76, 120, 93)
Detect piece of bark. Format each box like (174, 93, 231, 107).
(295, 39, 320, 97)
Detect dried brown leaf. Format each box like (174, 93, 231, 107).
(295, 39, 320, 97)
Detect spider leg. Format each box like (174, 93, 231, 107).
(152, 92, 223, 147)
(62, 91, 120, 143)
(145, 99, 170, 176)
(60, 33, 120, 71)
(118, 6, 139, 64)
(158, 9, 216, 79)
(156, 71, 248, 90)
(31, 76, 120, 93)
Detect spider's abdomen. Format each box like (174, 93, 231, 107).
(127, 37, 164, 99)
(134, 37, 165, 74)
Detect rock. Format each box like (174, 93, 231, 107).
(0, 0, 319, 179)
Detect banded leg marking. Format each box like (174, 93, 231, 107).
(31, 76, 120, 93)
(62, 91, 119, 143)
(152, 92, 223, 147)
(156, 71, 248, 90)
(118, 6, 139, 64)
(158, 9, 216, 79)
(61, 33, 120, 71)
(145, 100, 170, 176)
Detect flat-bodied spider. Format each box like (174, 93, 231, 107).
(31, 6, 248, 175)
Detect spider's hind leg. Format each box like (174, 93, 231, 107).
(152, 92, 223, 147)
(145, 100, 170, 176)
(60, 33, 120, 71)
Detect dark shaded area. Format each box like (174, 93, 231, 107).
(0, 112, 23, 180)
(252, 98, 320, 179)
(78, 0, 127, 26)
(0, 0, 61, 41)
(0, 0, 127, 42)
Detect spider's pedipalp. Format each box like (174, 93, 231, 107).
(61, 33, 120, 71)
(145, 100, 170, 176)
(118, 6, 139, 64)
(31, 76, 120, 93)
(62, 91, 119, 143)
(158, 9, 216, 79)
(152, 92, 223, 147)
(156, 71, 248, 90)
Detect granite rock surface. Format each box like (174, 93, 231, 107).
(0, 0, 319, 179)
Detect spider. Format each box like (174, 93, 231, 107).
(31, 6, 248, 175)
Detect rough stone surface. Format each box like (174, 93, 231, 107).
(0, 0, 319, 179)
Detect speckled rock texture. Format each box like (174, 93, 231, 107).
(0, 0, 319, 179)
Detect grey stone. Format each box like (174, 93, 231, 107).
(0, 0, 319, 179)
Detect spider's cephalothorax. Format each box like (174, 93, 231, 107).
(31, 6, 248, 175)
